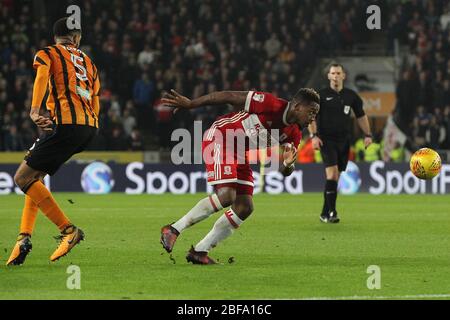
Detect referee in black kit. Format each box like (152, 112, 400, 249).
(308, 63, 373, 223)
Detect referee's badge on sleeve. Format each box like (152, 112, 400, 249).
(344, 105, 351, 114)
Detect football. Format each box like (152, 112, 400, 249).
(410, 148, 442, 180)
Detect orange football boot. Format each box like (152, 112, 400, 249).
(50, 225, 84, 262)
(6, 234, 32, 266)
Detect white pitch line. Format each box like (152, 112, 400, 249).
(298, 294, 450, 300)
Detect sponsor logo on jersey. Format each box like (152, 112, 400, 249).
(76, 85, 92, 100)
(223, 166, 233, 175)
(243, 115, 264, 137)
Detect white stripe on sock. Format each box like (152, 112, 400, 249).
(195, 209, 244, 252)
(210, 193, 223, 211)
(172, 196, 221, 233)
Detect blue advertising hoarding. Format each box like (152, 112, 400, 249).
(0, 161, 449, 195)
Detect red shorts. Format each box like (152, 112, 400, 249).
(202, 139, 254, 195)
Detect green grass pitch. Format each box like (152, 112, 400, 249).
(0, 193, 449, 300)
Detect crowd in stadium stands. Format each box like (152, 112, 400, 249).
(1, 0, 449, 160)
(387, 0, 450, 153)
(297, 133, 389, 164)
(0, 0, 376, 153)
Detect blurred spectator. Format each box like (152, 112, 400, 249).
(153, 96, 173, 149)
(443, 106, 450, 149)
(417, 71, 433, 112)
(128, 128, 144, 151)
(354, 137, 365, 161)
(412, 106, 431, 148)
(364, 139, 381, 162)
(264, 33, 281, 59)
(394, 70, 419, 135)
(3, 125, 24, 151)
(425, 115, 446, 149)
(20, 120, 37, 149)
(389, 142, 405, 162)
(443, 79, 450, 107)
(298, 139, 315, 163)
(107, 126, 128, 151)
(137, 44, 157, 68)
(133, 73, 155, 127)
(122, 109, 137, 137)
(133, 73, 154, 108)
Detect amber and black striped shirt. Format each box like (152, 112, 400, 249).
(33, 44, 100, 128)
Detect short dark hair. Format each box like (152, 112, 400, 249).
(53, 17, 82, 37)
(328, 63, 345, 73)
(292, 88, 320, 105)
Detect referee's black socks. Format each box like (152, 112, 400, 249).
(325, 179, 338, 213)
(321, 191, 329, 215)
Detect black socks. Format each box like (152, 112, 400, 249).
(321, 191, 329, 216)
(324, 179, 338, 213)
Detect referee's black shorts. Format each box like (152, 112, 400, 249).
(320, 137, 350, 172)
(25, 124, 97, 176)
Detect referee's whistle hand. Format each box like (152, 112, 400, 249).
(311, 136, 323, 150)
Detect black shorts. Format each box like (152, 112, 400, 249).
(320, 138, 350, 172)
(25, 125, 97, 176)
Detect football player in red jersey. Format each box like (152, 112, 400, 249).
(160, 88, 320, 264)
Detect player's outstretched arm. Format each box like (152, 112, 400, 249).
(280, 143, 297, 176)
(162, 89, 247, 112)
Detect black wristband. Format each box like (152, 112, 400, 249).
(365, 133, 373, 138)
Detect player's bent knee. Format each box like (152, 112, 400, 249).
(216, 188, 236, 208)
(233, 204, 253, 220)
(13, 173, 27, 189)
(243, 202, 254, 216)
(242, 206, 254, 219)
(14, 172, 38, 192)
